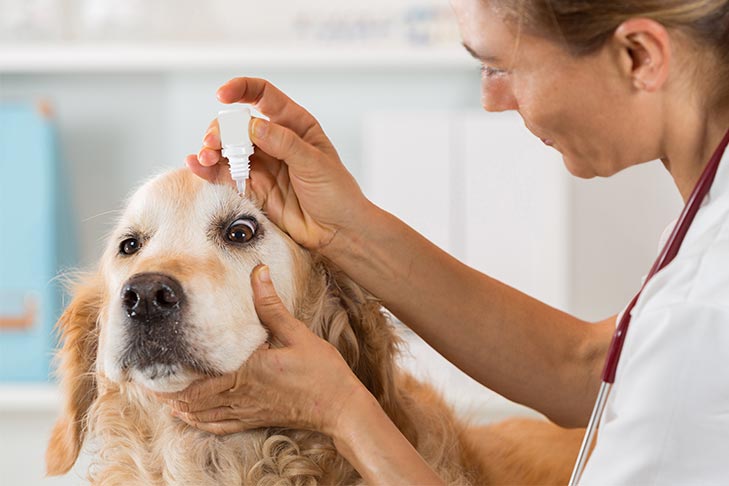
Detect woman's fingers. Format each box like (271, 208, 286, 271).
(249, 119, 322, 176)
(217, 77, 320, 140)
(202, 120, 221, 150)
(198, 120, 221, 167)
(167, 392, 233, 414)
(159, 371, 238, 404)
(198, 148, 221, 167)
(183, 419, 250, 436)
(185, 153, 234, 186)
(175, 406, 241, 423)
(186, 154, 218, 182)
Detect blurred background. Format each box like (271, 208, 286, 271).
(0, 0, 682, 484)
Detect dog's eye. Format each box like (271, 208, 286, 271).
(119, 237, 142, 255)
(226, 218, 257, 244)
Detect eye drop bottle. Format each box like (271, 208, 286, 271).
(217, 107, 254, 194)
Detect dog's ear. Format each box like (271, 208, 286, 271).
(302, 261, 418, 445)
(46, 274, 103, 476)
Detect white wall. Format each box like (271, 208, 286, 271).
(568, 163, 682, 320)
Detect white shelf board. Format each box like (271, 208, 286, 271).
(0, 383, 60, 413)
(0, 44, 477, 73)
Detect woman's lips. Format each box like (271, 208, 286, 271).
(540, 138, 554, 146)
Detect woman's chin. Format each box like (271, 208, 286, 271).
(562, 155, 598, 179)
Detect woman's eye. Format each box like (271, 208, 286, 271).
(481, 65, 507, 78)
(119, 237, 142, 255)
(226, 218, 258, 244)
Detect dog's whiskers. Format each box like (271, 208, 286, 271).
(82, 208, 122, 223)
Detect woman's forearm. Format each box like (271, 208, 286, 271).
(324, 204, 613, 427)
(331, 385, 444, 485)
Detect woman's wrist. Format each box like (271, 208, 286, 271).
(327, 379, 378, 448)
(319, 200, 388, 269)
(327, 379, 444, 485)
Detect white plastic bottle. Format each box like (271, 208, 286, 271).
(218, 107, 254, 194)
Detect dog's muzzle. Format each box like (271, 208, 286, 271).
(119, 272, 193, 375)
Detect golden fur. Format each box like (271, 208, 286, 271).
(46, 169, 582, 485)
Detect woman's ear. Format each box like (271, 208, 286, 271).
(46, 273, 104, 476)
(613, 18, 671, 92)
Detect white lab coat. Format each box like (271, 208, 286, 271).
(580, 147, 729, 484)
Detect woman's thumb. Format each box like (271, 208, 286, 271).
(251, 265, 302, 344)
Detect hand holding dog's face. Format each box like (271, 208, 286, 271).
(157, 265, 365, 437)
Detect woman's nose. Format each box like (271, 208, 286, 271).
(481, 83, 518, 113)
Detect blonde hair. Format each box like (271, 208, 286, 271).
(493, 0, 729, 103)
(493, 1, 727, 52)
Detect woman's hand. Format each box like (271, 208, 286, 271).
(186, 77, 371, 252)
(158, 264, 366, 436)
(159, 265, 444, 484)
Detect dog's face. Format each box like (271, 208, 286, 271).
(97, 169, 303, 392)
(47, 168, 407, 477)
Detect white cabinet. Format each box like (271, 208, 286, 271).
(460, 112, 568, 309)
(363, 110, 568, 308)
(363, 111, 455, 253)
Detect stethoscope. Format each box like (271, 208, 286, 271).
(569, 126, 729, 486)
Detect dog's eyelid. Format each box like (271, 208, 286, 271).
(231, 214, 257, 225)
(118, 227, 147, 240)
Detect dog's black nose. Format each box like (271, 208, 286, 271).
(121, 272, 184, 321)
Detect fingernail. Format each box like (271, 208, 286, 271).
(251, 118, 268, 140)
(199, 149, 217, 167)
(258, 265, 271, 283)
(203, 131, 215, 147)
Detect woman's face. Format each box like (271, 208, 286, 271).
(452, 0, 660, 178)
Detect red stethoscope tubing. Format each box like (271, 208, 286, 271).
(569, 126, 729, 485)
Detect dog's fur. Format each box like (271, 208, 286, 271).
(46, 169, 581, 485)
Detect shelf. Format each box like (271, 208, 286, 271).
(0, 383, 60, 413)
(0, 44, 477, 73)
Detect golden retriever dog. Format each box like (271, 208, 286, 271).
(46, 168, 582, 485)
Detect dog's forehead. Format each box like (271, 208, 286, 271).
(121, 169, 262, 231)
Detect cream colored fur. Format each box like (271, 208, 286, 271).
(46, 169, 581, 485)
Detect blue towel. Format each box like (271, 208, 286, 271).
(0, 102, 75, 382)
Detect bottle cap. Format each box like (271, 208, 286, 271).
(218, 107, 252, 148)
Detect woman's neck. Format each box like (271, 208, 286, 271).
(662, 103, 729, 202)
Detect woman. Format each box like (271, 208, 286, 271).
(168, 1, 729, 483)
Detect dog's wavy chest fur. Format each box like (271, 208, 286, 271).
(85, 383, 358, 485)
(85, 372, 481, 485)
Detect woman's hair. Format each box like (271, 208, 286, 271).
(492, 0, 729, 102)
(492, 1, 729, 54)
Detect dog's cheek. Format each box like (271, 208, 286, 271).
(96, 305, 126, 382)
(216, 322, 268, 372)
(186, 288, 268, 373)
